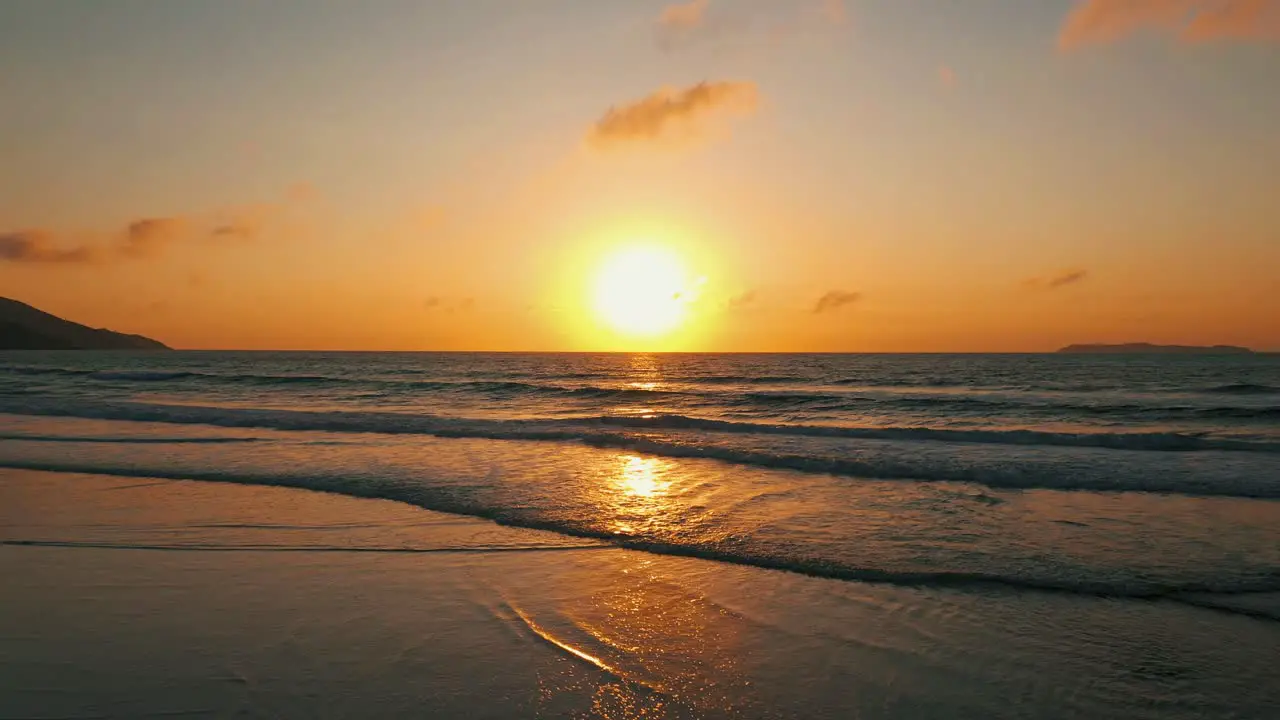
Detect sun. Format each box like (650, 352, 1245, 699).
(592, 245, 695, 337)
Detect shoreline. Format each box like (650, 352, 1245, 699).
(4, 468, 1279, 719)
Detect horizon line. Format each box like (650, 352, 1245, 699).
(14, 348, 1274, 355)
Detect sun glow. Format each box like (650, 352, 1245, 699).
(592, 245, 697, 337)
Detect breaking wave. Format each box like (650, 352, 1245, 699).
(2, 399, 1279, 498)
(1, 460, 1277, 614)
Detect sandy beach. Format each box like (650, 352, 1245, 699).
(3, 468, 1277, 719)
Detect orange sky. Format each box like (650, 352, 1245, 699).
(2, 0, 1278, 351)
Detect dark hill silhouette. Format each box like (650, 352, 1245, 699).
(1058, 343, 1253, 355)
(0, 297, 169, 350)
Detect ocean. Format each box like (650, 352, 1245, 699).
(4, 351, 1280, 717)
(3, 351, 1278, 599)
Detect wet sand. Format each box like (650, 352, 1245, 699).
(2, 469, 1276, 719)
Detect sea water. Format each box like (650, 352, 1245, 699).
(2, 351, 1278, 603)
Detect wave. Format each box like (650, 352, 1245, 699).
(3, 399, 1279, 497)
(589, 414, 1280, 453)
(1192, 384, 1274, 394)
(738, 391, 842, 406)
(87, 370, 198, 382)
(874, 394, 1280, 420)
(0, 539, 610, 555)
(837, 378, 1280, 397)
(11, 366, 693, 400)
(9, 365, 1279, 421)
(0, 432, 260, 445)
(6, 397, 1275, 454)
(3, 366, 91, 377)
(1202, 383, 1280, 396)
(831, 377, 966, 388)
(407, 380, 685, 400)
(0, 366, 346, 386)
(1175, 406, 1280, 420)
(2, 462, 1278, 610)
(726, 390, 1280, 420)
(88, 369, 348, 386)
(692, 375, 807, 385)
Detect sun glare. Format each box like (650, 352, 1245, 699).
(593, 245, 695, 337)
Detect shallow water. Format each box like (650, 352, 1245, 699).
(4, 471, 1278, 719)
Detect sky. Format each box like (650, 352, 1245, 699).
(1, 0, 1278, 352)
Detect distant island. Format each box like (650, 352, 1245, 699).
(1058, 343, 1254, 355)
(0, 296, 169, 350)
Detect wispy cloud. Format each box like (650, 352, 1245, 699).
(211, 223, 255, 240)
(654, 0, 738, 49)
(120, 217, 188, 258)
(727, 290, 759, 310)
(211, 186, 315, 241)
(0, 230, 101, 264)
(1, 187, 310, 267)
(1059, 0, 1280, 48)
(587, 81, 759, 148)
(1024, 269, 1090, 291)
(814, 290, 862, 314)
(658, 0, 710, 32)
(424, 296, 476, 314)
(0, 219, 184, 265)
(657, 0, 847, 51)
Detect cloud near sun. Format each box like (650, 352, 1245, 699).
(813, 291, 862, 315)
(1023, 269, 1090, 291)
(1060, 0, 1280, 48)
(587, 81, 760, 149)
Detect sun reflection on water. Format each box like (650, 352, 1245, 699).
(604, 454, 678, 538)
(618, 455, 667, 498)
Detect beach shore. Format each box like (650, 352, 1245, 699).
(3, 468, 1277, 719)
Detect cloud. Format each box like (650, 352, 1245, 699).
(120, 217, 187, 258)
(588, 81, 760, 148)
(1, 186, 309, 268)
(1048, 269, 1090, 288)
(424, 296, 475, 314)
(728, 290, 759, 310)
(657, 0, 847, 51)
(0, 230, 101, 264)
(658, 0, 709, 32)
(2, 218, 188, 266)
(211, 222, 255, 240)
(211, 188, 313, 242)
(1059, 0, 1280, 48)
(1025, 269, 1090, 291)
(654, 0, 745, 49)
(814, 290, 862, 314)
